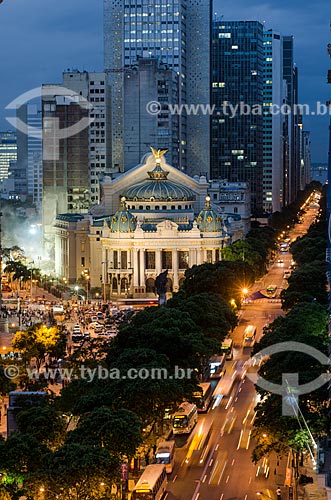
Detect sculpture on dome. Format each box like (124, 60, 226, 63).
(150, 147, 168, 162)
(155, 269, 168, 306)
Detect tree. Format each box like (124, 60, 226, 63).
(167, 291, 237, 340)
(281, 261, 327, 310)
(15, 404, 66, 450)
(37, 443, 120, 500)
(67, 407, 141, 459)
(12, 324, 67, 373)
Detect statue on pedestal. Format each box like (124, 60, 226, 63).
(155, 269, 168, 306)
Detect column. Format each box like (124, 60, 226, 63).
(156, 249, 162, 275)
(139, 249, 145, 288)
(196, 248, 201, 265)
(189, 249, 196, 267)
(212, 249, 216, 263)
(173, 249, 179, 291)
(109, 249, 114, 269)
(133, 249, 139, 287)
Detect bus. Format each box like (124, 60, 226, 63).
(192, 382, 214, 413)
(221, 338, 233, 360)
(209, 354, 226, 379)
(243, 325, 256, 346)
(172, 402, 198, 435)
(155, 440, 175, 473)
(132, 464, 167, 500)
(266, 285, 277, 297)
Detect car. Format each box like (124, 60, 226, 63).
(83, 332, 90, 339)
(89, 322, 101, 330)
(97, 312, 104, 321)
(91, 316, 98, 322)
(283, 271, 291, 279)
(277, 258, 283, 264)
(73, 325, 81, 333)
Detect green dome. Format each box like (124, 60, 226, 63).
(123, 163, 195, 202)
(110, 198, 137, 233)
(197, 197, 224, 233)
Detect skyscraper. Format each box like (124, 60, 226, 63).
(104, 0, 211, 176)
(282, 36, 302, 205)
(0, 131, 17, 181)
(211, 21, 264, 213)
(263, 29, 284, 213)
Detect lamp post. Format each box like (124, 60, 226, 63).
(101, 260, 108, 302)
(81, 269, 90, 303)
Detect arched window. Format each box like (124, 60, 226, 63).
(112, 277, 117, 291)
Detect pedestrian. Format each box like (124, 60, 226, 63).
(276, 487, 282, 500)
(145, 453, 150, 466)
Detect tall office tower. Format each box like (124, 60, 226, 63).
(104, 0, 211, 176)
(124, 58, 180, 169)
(301, 130, 311, 189)
(282, 36, 301, 205)
(42, 71, 110, 258)
(211, 21, 264, 214)
(19, 104, 43, 211)
(263, 30, 284, 213)
(0, 131, 17, 181)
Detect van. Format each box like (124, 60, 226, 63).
(243, 325, 256, 346)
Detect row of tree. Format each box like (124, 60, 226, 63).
(252, 186, 330, 465)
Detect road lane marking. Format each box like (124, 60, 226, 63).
(220, 494, 224, 500)
(246, 430, 252, 449)
(235, 397, 238, 402)
(237, 430, 243, 450)
(172, 475, 177, 482)
(215, 444, 219, 451)
(202, 475, 207, 483)
(231, 458, 235, 466)
(164, 494, 168, 500)
(249, 476, 252, 484)
(226, 475, 230, 483)
(209, 459, 213, 466)
(224, 396, 233, 410)
(195, 494, 200, 500)
(244, 495, 248, 500)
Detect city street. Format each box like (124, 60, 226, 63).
(165, 204, 318, 500)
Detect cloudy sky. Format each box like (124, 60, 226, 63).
(0, 0, 330, 163)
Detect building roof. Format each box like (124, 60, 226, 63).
(197, 197, 225, 233)
(109, 198, 137, 233)
(123, 163, 196, 202)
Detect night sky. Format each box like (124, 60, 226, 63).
(0, 0, 330, 162)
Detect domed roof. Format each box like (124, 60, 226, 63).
(197, 196, 224, 233)
(123, 163, 195, 202)
(110, 197, 137, 233)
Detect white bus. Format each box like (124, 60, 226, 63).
(132, 464, 167, 500)
(155, 440, 175, 473)
(209, 354, 226, 378)
(172, 402, 198, 435)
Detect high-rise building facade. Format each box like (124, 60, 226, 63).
(104, 0, 211, 176)
(42, 71, 111, 257)
(0, 131, 17, 181)
(282, 36, 302, 205)
(124, 58, 180, 169)
(211, 21, 264, 213)
(263, 30, 284, 213)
